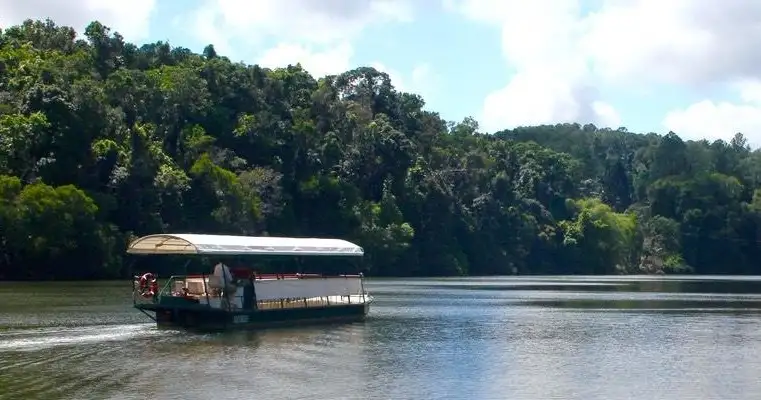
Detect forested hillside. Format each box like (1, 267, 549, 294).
(1, 19, 760, 280)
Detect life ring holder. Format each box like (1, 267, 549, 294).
(138, 272, 159, 298)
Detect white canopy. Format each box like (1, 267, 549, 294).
(126, 234, 364, 256)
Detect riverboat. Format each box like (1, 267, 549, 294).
(127, 234, 372, 331)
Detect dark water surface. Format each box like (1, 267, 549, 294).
(2, 276, 761, 400)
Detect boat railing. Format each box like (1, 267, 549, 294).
(161, 274, 243, 310)
(255, 294, 366, 310)
(250, 273, 364, 281)
(133, 273, 370, 311)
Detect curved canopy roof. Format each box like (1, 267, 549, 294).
(126, 234, 364, 256)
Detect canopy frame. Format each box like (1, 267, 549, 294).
(126, 234, 364, 257)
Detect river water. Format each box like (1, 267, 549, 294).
(1, 276, 761, 400)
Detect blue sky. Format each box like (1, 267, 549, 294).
(3, 0, 761, 145)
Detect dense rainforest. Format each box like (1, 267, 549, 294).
(1, 19, 760, 280)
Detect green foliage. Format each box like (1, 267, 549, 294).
(1, 18, 761, 279)
(559, 198, 638, 274)
(0, 176, 121, 279)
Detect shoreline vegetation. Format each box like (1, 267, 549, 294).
(1, 19, 760, 281)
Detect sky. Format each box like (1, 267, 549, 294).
(2, 0, 761, 146)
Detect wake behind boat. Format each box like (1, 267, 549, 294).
(127, 234, 372, 331)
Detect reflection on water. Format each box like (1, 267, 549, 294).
(1, 276, 761, 399)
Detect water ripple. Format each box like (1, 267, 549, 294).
(2, 278, 761, 400)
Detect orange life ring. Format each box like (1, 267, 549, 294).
(138, 272, 158, 298)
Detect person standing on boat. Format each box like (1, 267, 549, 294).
(209, 262, 237, 309)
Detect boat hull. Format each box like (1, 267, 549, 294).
(135, 301, 370, 332)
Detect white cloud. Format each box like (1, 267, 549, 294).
(592, 101, 622, 129)
(581, 0, 761, 87)
(182, 0, 413, 59)
(449, 0, 616, 132)
(371, 62, 434, 96)
(259, 43, 353, 78)
(410, 64, 432, 87)
(180, 0, 420, 83)
(0, 0, 156, 42)
(738, 81, 761, 104)
(481, 70, 619, 130)
(663, 80, 761, 146)
(663, 100, 761, 145)
(448, 0, 761, 140)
